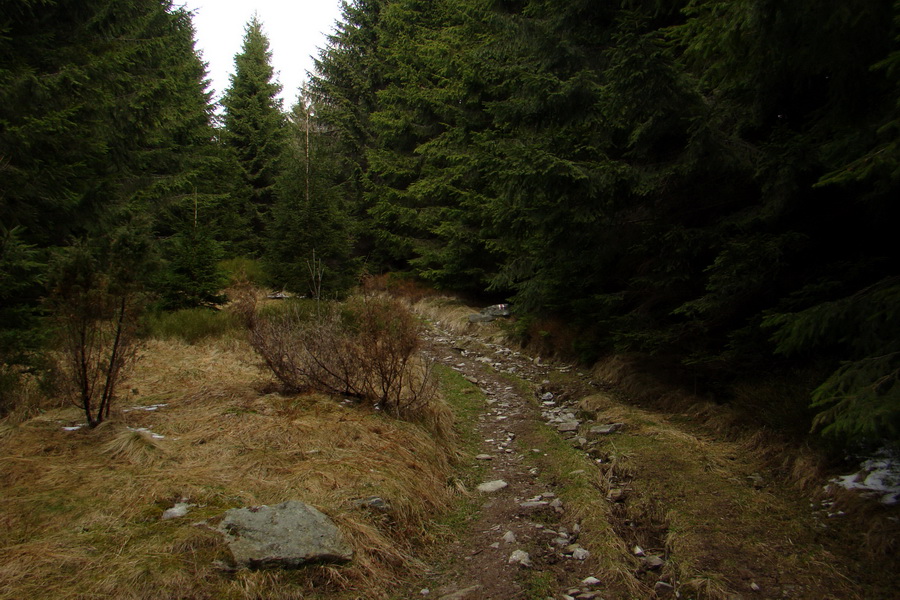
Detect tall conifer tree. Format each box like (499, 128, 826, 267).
(0, 0, 226, 362)
(266, 99, 354, 295)
(220, 15, 286, 256)
(308, 0, 386, 257)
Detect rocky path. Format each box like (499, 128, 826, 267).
(414, 325, 612, 600)
(401, 310, 894, 600)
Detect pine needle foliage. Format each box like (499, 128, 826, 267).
(0, 0, 223, 414)
(220, 15, 287, 256)
(308, 0, 900, 445)
(764, 277, 900, 440)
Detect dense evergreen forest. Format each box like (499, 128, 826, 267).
(1, 0, 898, 447)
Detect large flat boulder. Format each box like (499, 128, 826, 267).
(216, 500, 352, 569)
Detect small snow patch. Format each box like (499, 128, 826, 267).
(123, 403, 168, 413)
(62, 425, 84, 431)
(128, 426, 165, 440)
(828, 447, 900, 505)
(162, 502, 194, 520)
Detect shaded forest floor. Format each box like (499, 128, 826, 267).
(0, 295, 897, 599)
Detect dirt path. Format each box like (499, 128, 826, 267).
(416, 325, 587, 600)
(399, 314, 898, 600)
(410, 330, 624, 600)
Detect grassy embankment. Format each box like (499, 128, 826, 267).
(0, 301, 483, 600)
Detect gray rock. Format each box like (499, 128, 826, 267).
(502, 530, 517, 544)
(589, 423, 624, 435)
(557, 422, 580, 433)
(508, 549, 533, 567)
(475, 454, 493, 461)
(216, 500, 352, 568)
(541, 392, 554, 401)
(477, 480, 508, 493)
(267, 291, 294, 300)
(654, 581, 675, 596)
(519, 501, 549, 509)
(482, 304, 511, 318)
(468, 313, 494, 323)
(572, 547, 590, 560)
(644, 555, 665, 570)
(354, 496, 391, 511)
(582, 576, 601, 586)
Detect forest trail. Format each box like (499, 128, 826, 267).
(399, 307, 894, 600)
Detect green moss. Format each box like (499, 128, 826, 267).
(522, 570, 556, 599)
(434, 363, 487, 454)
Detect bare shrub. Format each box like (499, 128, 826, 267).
(248, 295, 435, 418)
(49, 240, 144, 428)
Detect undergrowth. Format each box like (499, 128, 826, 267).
(144, 307, 242, 344)
(246, 292, 441, 425)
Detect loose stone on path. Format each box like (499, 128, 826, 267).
(508, 549, 533, 567)
(477, 480, 508, 493)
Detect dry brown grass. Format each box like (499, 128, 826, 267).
(360, 273, 439, 305)
(412, 296, 510, 344)
(575, 389, 896, 600)
(589, 355, 839, 495)
(0, 336, 462, 600)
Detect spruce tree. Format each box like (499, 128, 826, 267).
(147, 7, 231, 309)
(298, 0, 900, 444)
(367, 0, 498, 290)
(266, 100, 353, 296)
(0, 0, 227, 385)
(308, 0, 386, 257)
(220, 15, 287, 256)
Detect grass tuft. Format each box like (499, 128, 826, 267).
(100, 425, 167, 465)
(144, 308, 241, 344)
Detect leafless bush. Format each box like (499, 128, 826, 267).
(248, 295, 435, 418)
(50, 263, 142, 428)
(45, 229, 160, 429)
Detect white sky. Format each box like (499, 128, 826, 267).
(179, 0, 345, 108)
